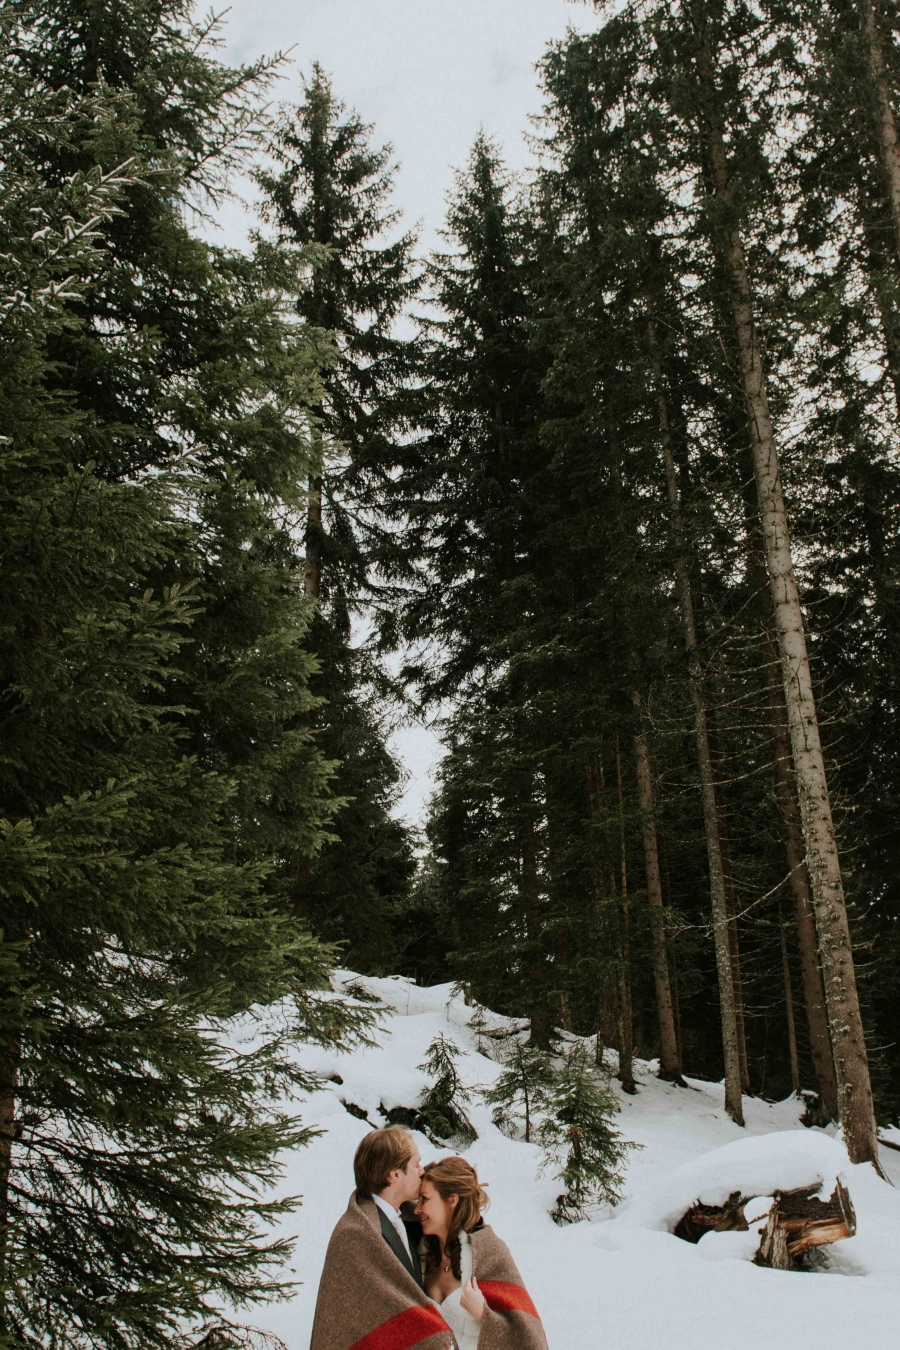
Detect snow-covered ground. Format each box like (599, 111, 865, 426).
(240, 974, 900, 1350)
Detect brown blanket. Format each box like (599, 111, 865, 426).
(309, 1193, 547, 1350)
(470, 1226, 547, 1350)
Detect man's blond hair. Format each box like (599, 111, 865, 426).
(353, 1126, 413, 1196)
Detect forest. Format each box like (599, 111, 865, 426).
(1, 0, 899, 1345)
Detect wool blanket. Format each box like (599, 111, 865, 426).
(468, 1224, 547, 1350)
(309, 1192, 547, 1350)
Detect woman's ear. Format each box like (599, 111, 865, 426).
(448, 1194, 459, 1210)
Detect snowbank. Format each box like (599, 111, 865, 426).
(234, 973, 900, 1350)
(620, 1129, 849, 1233)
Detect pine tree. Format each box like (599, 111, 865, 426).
(417, 1034, 478, 1146)
(0, 6, 369, 1345)
(780, 0, 900, 1122)
(483, 1041, 556, 1142)
(399, 136, 559, 1043)
(538, 1044, 635, 1223)
(664, 0, 879, 1165)
(257, 65, 418, 965)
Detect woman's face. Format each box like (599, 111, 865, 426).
(415, 1178, 457, 1237)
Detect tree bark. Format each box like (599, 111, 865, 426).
(556, 925, 574, 1032)
(758, 618, 840, 1119)
(632, 697, 684, 1083)
(651, 336, 744, 1124)
(859, 0, 900, 263)
(614, 739, 637, 1094)
(0, 1034, 19, 1326)
(780, 907, 802, 1097)
(521, 780, 550, 1048)
(690, 5, 880, 1165)
(706, 706, 751, 1094)
(305, 470, 323, 600)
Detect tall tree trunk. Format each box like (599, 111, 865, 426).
(779, 907, 802, 1097)
(614, 739, 637, 1093)
(305, 471, 323, 601)
(521, 780, 550, 1048)
(650, 331, 744, 1124)
(587, 756, 632, 1085)
(859, 0, 900, 261)
(691, 7, 880, 1165)
(632, 696, 684, 1083)
(706, 705, 751, 1094)
(0, 1033, 19, 1327)
(758, 617, 840, 1119)
(556, 925, 574, 1032)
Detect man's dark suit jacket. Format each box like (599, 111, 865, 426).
(376, 1205, 424, 1290)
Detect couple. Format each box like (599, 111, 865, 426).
(310, 1126, 546, 1350)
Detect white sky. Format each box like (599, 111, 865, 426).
(215, 0, 599, 825)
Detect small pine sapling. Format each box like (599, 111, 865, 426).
(538, 1043, 636, 1223)
(468, 1002, 492, 1056)
(417, 1033, 478, 1146)
(482, 1040, 556, 1141)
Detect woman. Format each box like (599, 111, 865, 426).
(414, 1158, 546, 1350)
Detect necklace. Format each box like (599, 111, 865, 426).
(441, 1250, 451, 1273)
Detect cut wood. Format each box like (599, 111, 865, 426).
(673, 1176, 855, 1271)
(754, 1179, 856, 1270)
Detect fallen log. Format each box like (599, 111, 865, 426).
(674, 1190, 748, 1243)
(754, 1178, 856, 1270)
(674, 1177, 855, 1270)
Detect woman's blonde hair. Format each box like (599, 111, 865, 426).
(421, 1157, 488, 1279)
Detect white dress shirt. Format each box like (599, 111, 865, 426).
(373, 1192, 414, 1264)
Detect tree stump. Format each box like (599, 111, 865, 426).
(754, 1179, 856, 1270)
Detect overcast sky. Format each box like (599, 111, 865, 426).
(215, 0, 599, 825)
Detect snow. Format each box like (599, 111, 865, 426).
(235, 972, 900, 1350)
(620, 1129, 848, 1233)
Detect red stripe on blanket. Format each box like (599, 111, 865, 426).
(480, 1280, 540, 1320)
(349, 1304, 451, 1350)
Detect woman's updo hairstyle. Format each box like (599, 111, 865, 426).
(421, 1157, 488, 1279)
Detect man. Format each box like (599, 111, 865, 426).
(309, 1128, 452, 1350)
(365, 1128, 425, 1288)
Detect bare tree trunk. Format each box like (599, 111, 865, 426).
(691, 7, 880, 1165)
(859, 0, 900, 261)
(521, 780, 550, 1048)
(707, 707, 751, 1094)
(587, 756, 633, 1087)
(305, 470, 323, 600)
(780, 907, 802, 1097)
(0, 1034, 19, 1325)
(759, 621, 840, 1119)
(614, 739, 637, 1093)
(650, 333, 744, 1124)
(556, 925, 573, 1032)
(633, 697, 684, 1083)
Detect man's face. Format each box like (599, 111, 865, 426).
(396, 1144, 423, 1204)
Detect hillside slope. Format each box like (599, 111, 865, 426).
(242, 975, 900, 1350)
